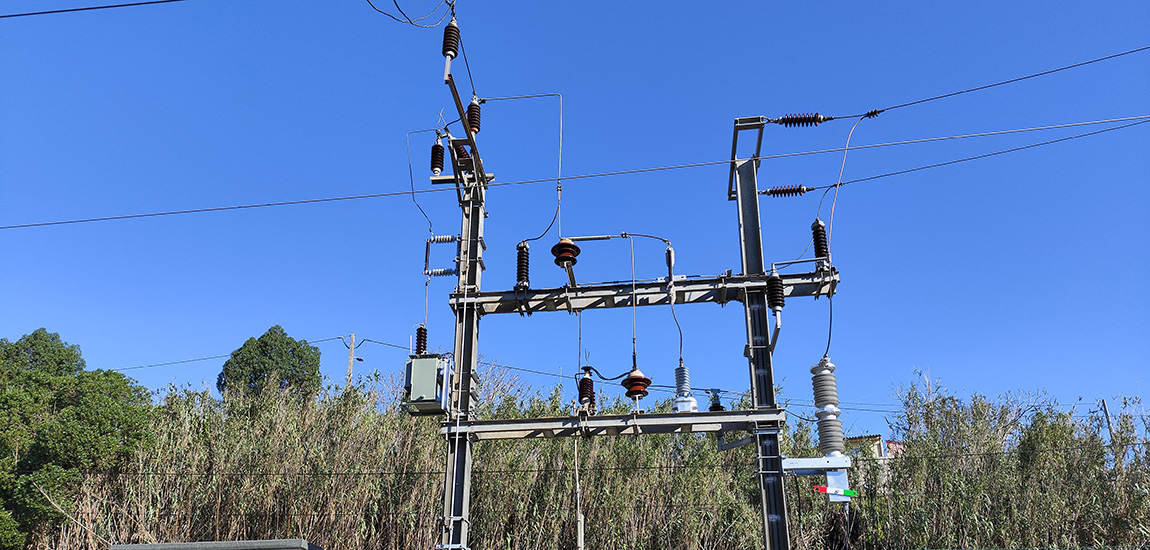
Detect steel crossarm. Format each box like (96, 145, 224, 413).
(449, 270, 838, 316)
(441, 409, 787, 441)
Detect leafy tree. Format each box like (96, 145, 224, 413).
(216, 325, 321, 397)
(0, 329, 152, 546)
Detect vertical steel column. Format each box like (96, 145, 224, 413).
(734, 159, 791, 550)
(440, 175, 484, 549)
(439, 74, 486, 550)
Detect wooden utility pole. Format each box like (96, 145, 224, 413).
(346, 333, 355, 387)
(1102, 398, 1116, 443)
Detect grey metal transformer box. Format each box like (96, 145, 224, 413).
(111, 540, 323, 550)
(403, 355, 450, 415)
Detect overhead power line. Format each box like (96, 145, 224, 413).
(808, 118, 1150, 191)
(111, 336, 344, 372)
(0, 0, 189, 19)
(3, 115, 1147, 231)
(876, 44, 1150, 115)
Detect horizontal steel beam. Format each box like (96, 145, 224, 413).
(441, 409, 786, 441)
(450, 270, 838, 316)
(781, 455, 852, 476)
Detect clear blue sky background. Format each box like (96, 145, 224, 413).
(1, 1, 1147, 438)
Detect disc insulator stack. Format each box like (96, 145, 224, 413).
(812, 219, 830, 260)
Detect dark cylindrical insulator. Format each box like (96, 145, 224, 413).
(767, 273, 785, 310)
(467, 98, 482, 135)
(442, 19, 460, 59)
(431, 142, 445, 175)
(515, 241, 530, 290)
(764, 185, 808, 197)
(777, 112, 829, 127)
(812, 219, 830, 260)
(454, 145, 470, 161)
(578, 375, 595, 406)
(709, 394, 726, 412)
(551, 238, 581, 268)
(415, 325, 428, 355)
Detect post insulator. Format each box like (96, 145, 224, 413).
(672, 360, 697, 413)
(442, 18, 460, 59)
(415, 325, 428, 355)
(550, 238, 581, 268)
(578, 369, 596, 413)
(811, 356, 845, 455)
(515, 241, 530, 290)
(621, 367, 651, 399)
(708, 392, 726, 412)
(467, 97, 482, 135)
(431, 141, 445, 175)
(767, 272, 785, 311)
(812, 219, 830, 260)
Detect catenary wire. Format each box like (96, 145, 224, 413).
(0, 0, 188, 19)
(4, 115, 1147, 231)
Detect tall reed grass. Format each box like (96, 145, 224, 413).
(31, 372, 1149, 550)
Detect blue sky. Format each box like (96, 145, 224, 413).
(1, 1, 1147, 438)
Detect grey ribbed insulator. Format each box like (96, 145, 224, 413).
(430, 234, 458, 243)
(811, 356, 845, 455)
(675, 362, 690, 397)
